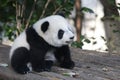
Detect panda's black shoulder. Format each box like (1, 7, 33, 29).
(25, 26, 55, 49)
(25, 26, 35, 36)
(25, 26, 44, 45)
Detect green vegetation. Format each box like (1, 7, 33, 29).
(71, 35, 91, 49)
(0, 0, 74, 41)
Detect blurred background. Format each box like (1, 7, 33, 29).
(0, 0, 120, 54)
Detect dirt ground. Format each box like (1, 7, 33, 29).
(0, 44, 120, 80)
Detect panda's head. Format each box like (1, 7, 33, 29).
(33, 15, 76, 47)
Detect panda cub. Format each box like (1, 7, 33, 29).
(9, 15, 76, 74)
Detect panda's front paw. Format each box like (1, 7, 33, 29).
(34, 67, 51, 72)
(16, 66, 30, 74)
(33, 68, 45, 72)
(44, 60, 54, 72)
(60, 60, 75, 69)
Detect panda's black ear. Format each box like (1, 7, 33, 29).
(56, 12, 65, 17)
(41, 21, 49, 33)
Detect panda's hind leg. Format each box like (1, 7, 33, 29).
(11, 47, 30, 74)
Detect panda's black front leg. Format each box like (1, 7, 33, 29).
(60, 59, 75, 69)
(32, 61, 45, 72)
(32, 59, 54, 72)
(55, 45, 75, 69)
(30, 49, 46, 72)
(44, 60, 54, 71)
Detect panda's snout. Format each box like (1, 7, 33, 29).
(65, 36, 74, 44)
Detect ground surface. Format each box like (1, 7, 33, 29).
(0, 44, 120, 80)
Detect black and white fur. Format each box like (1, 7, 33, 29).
(9, 15, 76, 74)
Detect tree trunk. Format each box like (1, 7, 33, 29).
(100, 0, 119, 16)
(75, 0, 82, 42)
(100, 0, 120, 54)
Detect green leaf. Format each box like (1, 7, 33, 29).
(81, 7, 94, 13)
(101, 36, 106, 41)
(56, 0, 63, 6)
(0, 0, 9, 7)
(108, 0, 115, 5)
(84, 39, 91, 43)
(80, 35, 85, 41)
(17, 0, 24, 5)
(71, 41, 84, 49)
(93, 41, 97, 45)
(113, 30, 120, 33)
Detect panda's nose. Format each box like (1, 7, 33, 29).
(70, 36, 74, 40)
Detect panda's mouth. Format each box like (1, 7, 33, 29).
(66, 41, 73, 44)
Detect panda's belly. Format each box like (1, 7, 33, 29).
(45, 50, 56, 62)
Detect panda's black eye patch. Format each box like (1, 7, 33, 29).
(41, 21, 49, 33)
(58, 29, 64, 39)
